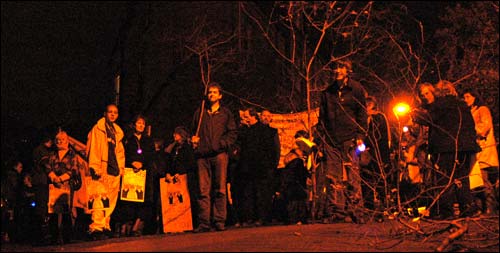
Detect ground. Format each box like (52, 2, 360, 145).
(1, 215, 498, 252)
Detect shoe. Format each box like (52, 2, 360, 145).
(132, 230, 142, 237)
(254, 220, 263, 227)
(215, 223, 226, 231)
(233, 222, 241, 228)
(241, 221, 253, 228)
(193, 225, 211, 233)
(344, 216, 353, 223)
(461, 204, 482, 218)
(103, 228, 113, 238)
(351, 214, 366, 224)
(56, 233, 64, 245)
(87, 230, 107, 241)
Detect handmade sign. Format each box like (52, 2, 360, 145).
(160, 174, 193, 233)
(120, 167, 147, 202)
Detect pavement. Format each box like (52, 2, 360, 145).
(1, 217, 498, 252)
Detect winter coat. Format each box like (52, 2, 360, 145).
(471, 105, 499, 169)
(192, 106, 237, 158)
(124, 133, 155, 202)
(86, 117, 125, 176)
(412, 95, 480, 155)
(319, 79, 367, 146)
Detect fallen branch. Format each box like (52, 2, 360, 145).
(435, 219, 468, 252)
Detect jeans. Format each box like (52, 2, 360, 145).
(323, 140, 363, 217)
(196, 152, 228, 227)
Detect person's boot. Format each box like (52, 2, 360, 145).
(120, 223, 129, 237)
(56, 229, 64, 245)
(132, 219, 144, 237)
(113, 223, 121, 238)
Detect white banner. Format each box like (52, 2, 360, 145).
(267, 108, 319, 168)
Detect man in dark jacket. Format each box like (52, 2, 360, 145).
(317, 60, 367, 223)
(234, 108, 280, 227)
(191, 82, 237, 232)
(411, 80, 481, 219)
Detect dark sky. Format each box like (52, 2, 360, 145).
(1, 1, 454, 162)
(1, 2, 126, 140)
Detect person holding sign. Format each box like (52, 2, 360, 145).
(85, 104, 125, 240)
(117, 114, 155, 237)
(163, 126, 197, 232)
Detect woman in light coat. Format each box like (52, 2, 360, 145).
(463, 89, 499, 215)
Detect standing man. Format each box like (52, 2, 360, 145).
(259, 109, 281, 171)
(191, 82, 237, 232)
(317, 60, 367, 223)
(235, 108, 279, 227)
(259, 109, 282, 223)
(86, 104, 125, 240)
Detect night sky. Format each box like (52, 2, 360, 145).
(1, 1, 454, 165)
(2, 2, 126, 139)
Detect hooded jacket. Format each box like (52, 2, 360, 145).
(86, 117, 125, 177)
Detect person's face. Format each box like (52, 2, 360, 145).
(239, 110, 250, 126)
(55, 133, 69, 150)
(260, 110, 272, 125)
(420, 87, 435, 105)
(463, 93, 475, 107)
(335, 66, 348, 81)
(207, 87, 222, 104)
(135, 118, 146, 133)
(44, 139, 53, 148)
(366, 101, 375, 114)
(244, 110, 257, 125)
(23, 175, 32, 186)
(14, 162, 23, 174)
(173, 133, 182, 143)
(105, 105, 119, 123)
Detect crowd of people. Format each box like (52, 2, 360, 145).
(1, 63, 498, 246)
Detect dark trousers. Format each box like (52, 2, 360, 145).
(197, 152, 228, 227)
(431, 152, 475, 217)
(323, 140, 363, 217)
(235, 176, 273, 223)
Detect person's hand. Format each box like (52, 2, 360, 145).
(173, 174, 180, 183)
(191, 135, 200, 148)
(53, 177, 62, 188)
(48, 173, 58, 183)
(132, 161, 143, 173)
(165, 173, 173, 183)
(164, 142, 176, 153)
(90, 168, 101, 180)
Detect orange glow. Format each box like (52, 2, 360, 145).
(393, 102, 410, 117)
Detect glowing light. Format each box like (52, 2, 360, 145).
(403, 126, 409, 133)
(357, 143, 366, 152)
(137, 148, 142, 154)
(393, 102, 410, 117)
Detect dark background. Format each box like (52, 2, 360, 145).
(0, 1, 472, 170)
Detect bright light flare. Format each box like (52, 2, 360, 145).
(393, 102, 410, 117)
(403, 126, 409, 133)
(356, 143, 366, 152)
